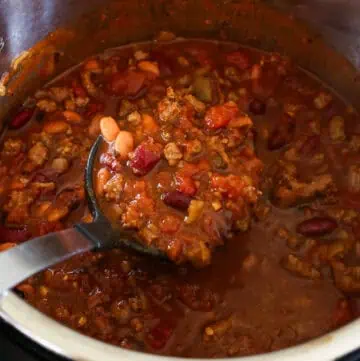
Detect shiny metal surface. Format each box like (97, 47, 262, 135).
(0, 228, 95, 295)
(0, 0, 360, 360)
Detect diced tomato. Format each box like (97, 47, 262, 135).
(147, 321, 174, 350)
(225, 51, 251, 70)
(159, 214, 182, 234)
(205, 102, 239, 130)
(211, 174, 246, 199)
(175, 175, 197, 196)
(130, 141, 162, 176)
(109, 70, 146, 97)
(9, 108, 35, 129)
(0, 225, 31, 244)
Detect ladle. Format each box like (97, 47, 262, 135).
(0, 135, 166, 295)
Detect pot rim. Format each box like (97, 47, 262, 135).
(0, 291, 359, 361)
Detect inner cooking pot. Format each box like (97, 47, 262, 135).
(0, 0, 360, 360)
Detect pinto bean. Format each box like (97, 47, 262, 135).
(47, 206, 70, 222)
(63, 110, 83, 124)
(96, 168, 111, 196)
(51, 158, 69, 173)
(114, 131, 134, 159)
(100, 116, 120, 142)
(296, 217, 337, 237)
(43, 120, 69, 134)
(137, 61, 160, 76)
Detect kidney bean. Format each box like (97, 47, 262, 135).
(163, 191, 192, 210)
(9, 108, 35, 129)
(130, 143, 161, 176)
(0, 225, 31, 243)
(100, 153, 123, 173)
(296, 217, 337, 237)
(248, 98, 266, 115)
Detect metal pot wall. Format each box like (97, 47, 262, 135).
(0, 0, 360, 360)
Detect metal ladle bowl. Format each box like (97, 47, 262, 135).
(0, 135, 166, 296)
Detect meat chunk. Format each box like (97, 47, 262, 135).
(28, 142, 48, 167)
(272, 161, 336, 208)
(157, 87, 183, 124)
(2, 138, 25, 157)
(282, 254, 321, 280)
(163, 142, 183, 166)
(332, 261, 360, 293)
(104, 175, 124, 201)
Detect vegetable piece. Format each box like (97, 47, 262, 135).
(130, 141, 162, 176)
(296, 217, 337, 237)
(163, 191, 192, 210)
(193, 76, 212, 103)
(9, 108, 34, 129)
(185, 200, 204, 224)
(100, 117, 120, 142)
(205, 102, 239, 130)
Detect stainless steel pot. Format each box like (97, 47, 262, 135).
(0, 0, 359, 360)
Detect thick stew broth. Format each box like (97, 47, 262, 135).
(0, 39, 359, 357)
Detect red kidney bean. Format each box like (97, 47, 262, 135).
(296, 217, 337, 237)
(9, 108, 35, 129)
(163, 191, 192, 210)
(249, 98, 266, 115)
(100, 153, 123, 173)
(0, 225, 31, 243)
(130, 144, 161, 176)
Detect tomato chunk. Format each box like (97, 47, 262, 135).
(205, 102, 239, 130)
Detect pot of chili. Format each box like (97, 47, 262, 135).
(0, 0, 360, 360)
